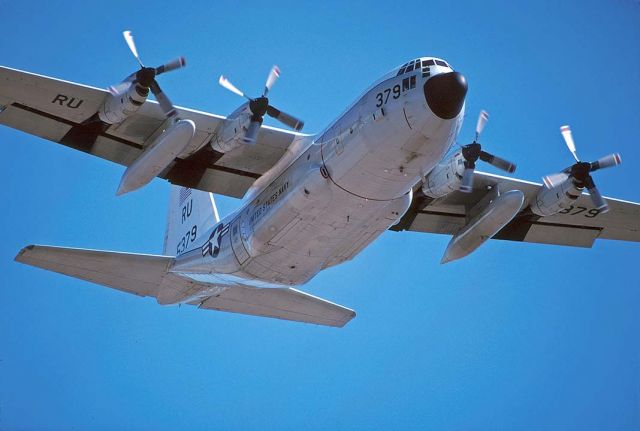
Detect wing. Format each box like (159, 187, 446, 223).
(15, 245, 355, 327)
(392, 171, 640, 248)
(0, 65, 302, 198)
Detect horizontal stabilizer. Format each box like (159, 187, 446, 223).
(15, 245, 355, 327)
(195, 286, 355, 327)
(15, 245, 173, 297)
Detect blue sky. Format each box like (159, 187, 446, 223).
(1, 0, 639, 429)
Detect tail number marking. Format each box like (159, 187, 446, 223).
(176, 225, 197, 255)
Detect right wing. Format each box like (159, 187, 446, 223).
(393, 171, 640, 248)
(0, 65, 304, 198)
(15, 245, 355, 327)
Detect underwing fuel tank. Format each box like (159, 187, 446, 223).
(441, 190, 525, 264)
(116, 119, 196, 195)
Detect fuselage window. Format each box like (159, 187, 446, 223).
(406, 63, 414, 72)
(435, 60, 447, 67)
(424, 59, 435, 66)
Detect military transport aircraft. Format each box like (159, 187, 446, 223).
(2, 32, 638, 327)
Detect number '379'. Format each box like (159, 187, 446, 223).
(375, 85, 401, 107)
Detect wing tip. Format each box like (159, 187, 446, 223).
(334, 309, 357, 328)
(15, 244, 36, 262)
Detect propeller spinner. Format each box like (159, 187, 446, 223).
(459, 110, 517, 193)
(542, 125, 622, 213)
(218, 66, 304, 143)
(111, 30, 186, 119)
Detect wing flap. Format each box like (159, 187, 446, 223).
(0, 103, 71, 143)
(493, 219, 600, 247)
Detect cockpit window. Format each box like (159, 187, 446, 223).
(397, 58, 447, 77)
(396, 63, 408, 76)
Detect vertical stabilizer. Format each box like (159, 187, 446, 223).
(163, 186, 219, 256)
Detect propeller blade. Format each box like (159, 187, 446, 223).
(264, 65, 280, 97)
(108, 81, 132, 95)
(479, 151, 516, 173)
(219, 75, 247, 98)
(156, 57, 186, 75)
(542, 172, 569, 188)
(123, 30, 143, 67)
(244, 120, 261, 144)
(460, 166, 475, 193)
(591, 153, 622, 171)
(149, 80, 176, 118)
(475, 110, 489, 139)
(266, 105, 304, 131)
(585, 175, 608, 212)
(560, 125, 579, 162)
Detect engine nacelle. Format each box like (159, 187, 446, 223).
(530, 179, 582, 216)
(210, 104, 252, 153)
(421, 151, 465, 198)
(98, 82, 149, 124)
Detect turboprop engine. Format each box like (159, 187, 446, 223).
(212, 66, 304, 153)
(421, 150, 466, 198)
(98, 30, 186, 125)
(532, 125, 622, 216)
(106, 30, 194, 196)
(209, 104, 255, 153)
(422, 110, 516, 198)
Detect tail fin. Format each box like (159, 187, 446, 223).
(163, 186, 219, 256)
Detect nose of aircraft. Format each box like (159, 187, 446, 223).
(423, 71, 468, 120)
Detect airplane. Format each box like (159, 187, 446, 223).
(2, 31, 639, 327)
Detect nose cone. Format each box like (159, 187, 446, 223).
(423, 71, 467, 120)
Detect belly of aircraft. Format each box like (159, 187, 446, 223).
(243, 180, 412, 285)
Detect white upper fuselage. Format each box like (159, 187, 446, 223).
(170, 57, 466, 302)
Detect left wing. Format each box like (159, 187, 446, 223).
(392, 171, 640, 248)
(0, 66, 302, 198)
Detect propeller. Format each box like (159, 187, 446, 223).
(218, 66, 304, 143)
(458, 110, 517, 193)
(542, 125, 622, 213)
(111, 30, 186, 119)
